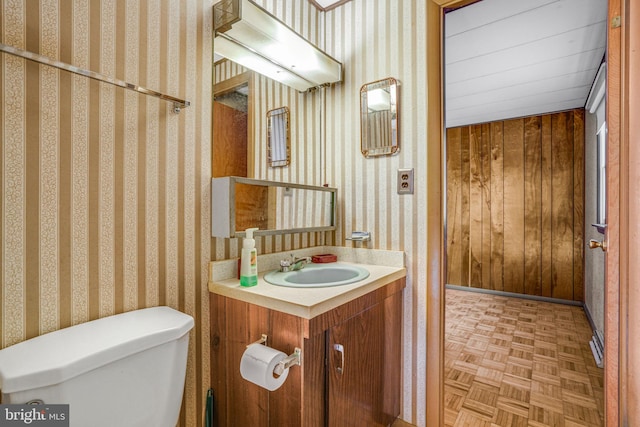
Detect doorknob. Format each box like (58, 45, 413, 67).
(589, 239, 607, 252)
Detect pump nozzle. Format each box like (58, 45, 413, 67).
(245, 228, 258, 240)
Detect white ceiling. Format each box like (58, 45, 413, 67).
(444, 0, 607, 128)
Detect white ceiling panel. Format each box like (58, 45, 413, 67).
(446, 0, 606, 63)
(447, 24, 606, 83)
(445, 0, 607, 128)
(446, 49, 603, 99)
(444, 0, 558, 36)
(447, 70, 595, 111)
(449, 86, 588, 123)
(451, 99, 586, 129)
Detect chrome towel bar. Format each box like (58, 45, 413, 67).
(0, 43, 190, 114)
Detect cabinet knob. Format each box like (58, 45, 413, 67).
(334, 344, 344, 374)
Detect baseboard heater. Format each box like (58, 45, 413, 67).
(589, 330, 604, 368)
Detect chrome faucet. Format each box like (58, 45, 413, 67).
(291, 256, 312, 271)
(279, 255, 312, 272)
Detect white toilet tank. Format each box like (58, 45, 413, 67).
(0, 306, 194, 427)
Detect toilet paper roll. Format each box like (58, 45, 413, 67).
(240, 344, 289, 391)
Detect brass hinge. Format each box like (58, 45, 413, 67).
(611, 15, 621, 28)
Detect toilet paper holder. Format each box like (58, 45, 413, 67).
(248, 334, 302, 376)
(248, 334, 269, 347)
(274, 348, 302, 376)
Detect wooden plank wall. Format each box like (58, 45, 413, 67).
(446, 109, 585, 301)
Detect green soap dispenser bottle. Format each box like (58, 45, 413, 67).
(240, 228, 259, 287)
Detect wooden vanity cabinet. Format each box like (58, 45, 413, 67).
(210, 278, 405, 427)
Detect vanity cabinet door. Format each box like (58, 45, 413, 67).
(327, 292, 402, 427)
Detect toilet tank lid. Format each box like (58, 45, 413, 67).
(0, 306, 194, 394)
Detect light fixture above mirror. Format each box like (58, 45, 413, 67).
(214, 0, 343, 92)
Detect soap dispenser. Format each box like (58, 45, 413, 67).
(240, 228, 259, 287)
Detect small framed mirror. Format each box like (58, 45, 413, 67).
(360, 77, 399, 157)
(267, 106, 290, 167)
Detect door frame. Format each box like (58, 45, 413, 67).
(212, 69, 255, 178)
(427, 0, 634, 425)
(604, 0, 637, 424)
(425, 2, 446, 425)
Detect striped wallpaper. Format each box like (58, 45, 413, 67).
(1, 1, 213, 426)
(214, 1, 430, 424)
(313, 4, 430, 424)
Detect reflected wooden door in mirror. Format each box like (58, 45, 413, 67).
(267, 107, 290, 167)
(360, 77, 399, 157)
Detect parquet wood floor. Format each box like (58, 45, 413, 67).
(445, 289, 604, 427)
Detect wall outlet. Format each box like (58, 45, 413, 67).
(397, 168, 414, 194)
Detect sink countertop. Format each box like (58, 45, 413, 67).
(208, 247, 406, 319)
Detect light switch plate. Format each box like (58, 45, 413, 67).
(397, 168, 414, 194)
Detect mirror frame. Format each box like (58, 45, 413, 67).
(360, 77, 400, 157)
(211, 176, 337, 238)
(267, 106, 291, 167)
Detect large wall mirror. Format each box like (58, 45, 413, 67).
(360, 77, 400, 157)
(267, 107, 290, 167)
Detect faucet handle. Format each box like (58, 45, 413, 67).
(280, 259, 291, 267)
(279, 258, 292, 272)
